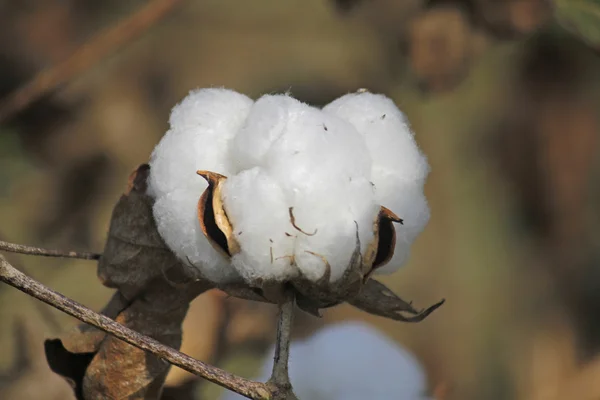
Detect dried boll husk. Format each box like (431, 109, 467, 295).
(196, 170, 240, 258)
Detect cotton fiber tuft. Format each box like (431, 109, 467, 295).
(147, 88, 430, 285)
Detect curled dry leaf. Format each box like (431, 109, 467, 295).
(45, 164, 213, 400)
(348, 279, 445, 323)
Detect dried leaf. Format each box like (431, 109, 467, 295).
(46, 164, 213, 400)
(43, 290, 130, 398)
(348, 279, 445, 322)
(44, 339, 95, 400)
(98, 164, 195, 300)
(82, 279, 195, 399)
(62, 291, 130, 354)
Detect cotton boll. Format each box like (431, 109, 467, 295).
(230, 94, 302, 172)
(147, 88, 430, 288)
(152, 189, 239, 283)
(221, 322, 430, 400)
(221, 167, 298, 283)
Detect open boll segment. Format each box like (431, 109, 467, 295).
(195, 168, 405, 305)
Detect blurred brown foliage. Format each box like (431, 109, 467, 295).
(0, 0, 599, 399)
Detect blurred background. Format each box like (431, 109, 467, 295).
(0, 0, 599, 399)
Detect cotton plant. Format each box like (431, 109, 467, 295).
(147, 87, 433, 312)
(221, 322, 433, 400)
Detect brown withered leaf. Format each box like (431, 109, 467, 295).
(46, 164, 213, 400)
(348, 279, 445, 322)
(83, 278, 209, 399)
(44, 291, 131, 398)
(44, 339, 94, 400)
(46, 277, 210, 400)
(97, 164, 202, 300)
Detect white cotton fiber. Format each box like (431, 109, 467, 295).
(229, 94, 300, 172)
(147, 88, 430, 285)
(323, 92, 430, 273)
(153, 190, 237, 282)
(168, 88, 253, 132)
(221, 322, 430, 400)
(148, 88, 253, 283)
(262, 102, 376, 282)
(221, 167, 298, 283)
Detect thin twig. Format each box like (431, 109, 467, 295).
(0, 0, 184, 123)
(0, 233, 63, 332)
(0, 255, 271, 400)
(268, 288, 297, 400)
(0, 240, 101, 260)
